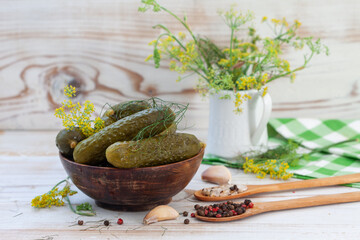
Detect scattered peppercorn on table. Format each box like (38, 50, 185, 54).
(2, 130, 360, 240)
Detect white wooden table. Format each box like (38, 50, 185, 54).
(1, 130, 360, 240)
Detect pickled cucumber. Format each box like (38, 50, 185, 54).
(106, 133, 202, 168)
(73, 107, 175, 165)
(56, 128, 86, 158)
(102, 101, 151, 126)
(103, 101, 150, 119)
(101, 116, 116, 127)
(158, 122, 177, 136)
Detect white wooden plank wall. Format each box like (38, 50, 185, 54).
(0, 0, 359, 130)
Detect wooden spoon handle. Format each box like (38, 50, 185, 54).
(196, 191, 360, 222)
(259, 191, 360, 213)
(250, 173, 360, 194)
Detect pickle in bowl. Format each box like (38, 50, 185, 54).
(106, 133, 202, 168)
(73, 106, 175, 165)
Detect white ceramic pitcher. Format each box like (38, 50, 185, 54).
(206, 89, 272, 158)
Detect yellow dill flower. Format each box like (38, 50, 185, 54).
(282, 17, 289, 27)
(218, 58, 230, 66)
(242, 158, 293, 180)
(94, 117, 105, 132)
(55, 85, 105, 137)
(145, 54, 153, 62)
(64, 85, 76, 98)
(261, 16, 267, 22)
(261, 73, 269, 84)
(243, 93, 252, 100)
(31, 185, 77, 209)
(262, 86, 268, 97)
(281, 60, 291, 72)
(31, 178, 95, 216)
(271, 18, 281, 25)
(290, 72, 296, 82)
(148, 39, 157, 46)
(294, 20, 302, 28)
(178, 31, 186, 39)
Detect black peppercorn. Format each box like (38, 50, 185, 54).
(183, 211, 188, 217)
(78, 220, 84, 225)
(194, 204, 200, 210)
(197, 210, 205, 216)
(229, 205, 235, 210)
(244, 199, 252, 206)
(184, 219, 190, 224)
(104, 220, 110, 226)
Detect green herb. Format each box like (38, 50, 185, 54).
(140, 0, 329, 112)
(203, 138, 359, 180)
(31, 178, 96, 216)
(128, 97, 188, 148)
(76, 202, 93, 212)
(203, 140, 301, 180)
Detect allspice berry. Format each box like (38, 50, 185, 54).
(184, 219, 190, 224)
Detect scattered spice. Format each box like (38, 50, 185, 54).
(104, 220, 110, 226)
(195, 200, 253, 218)
(78, 220, 84, 226)
(184, 219, 190, 224)
(191, 213, 195, 218)
(117, 218, 123, 225)
(183, 211, 188, 217)
(201, 184, 247, 197)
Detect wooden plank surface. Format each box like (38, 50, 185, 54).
(0, 0, 360, 130)
(1, 130, 360, 239)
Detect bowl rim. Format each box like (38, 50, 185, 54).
(60, 145, 205, 171)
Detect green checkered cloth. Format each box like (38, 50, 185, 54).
(204, 118, 360, 188)
(269, 119, 360, 188)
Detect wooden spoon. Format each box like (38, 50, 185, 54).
(194, 173, 360, 201)
(196, 191, 360, 222)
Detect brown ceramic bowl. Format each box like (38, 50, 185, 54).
(59, 146, 205, 211)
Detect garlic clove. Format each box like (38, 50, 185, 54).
(201, 165, 232, 185)
(143, 205, 179, 225)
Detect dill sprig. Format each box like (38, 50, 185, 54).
(131, 97, 188, 142)
(140, 0, 329, 112)
(55, 85, 105, 137)
(203, 141, 301, 180)
(31, 178, 96, 216)
(203, 138, 359, 180)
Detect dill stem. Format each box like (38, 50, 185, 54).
(229, 27, 235, 65)
(50, 178, 69, 191)
(159, 5, 208, 76)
